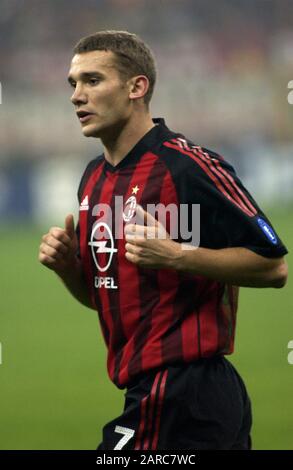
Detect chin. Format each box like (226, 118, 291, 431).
(82, 125, 101, 138)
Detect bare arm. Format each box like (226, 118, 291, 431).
(172, 245, 288, 288)
(124, 206, 288, 289)
(39, 214, 94, 309)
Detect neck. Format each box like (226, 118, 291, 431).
(101, 112, 155, 167)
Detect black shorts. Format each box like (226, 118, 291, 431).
(97, 356, 252, 450)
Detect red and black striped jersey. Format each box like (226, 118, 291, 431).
(76, 118, 288, 389)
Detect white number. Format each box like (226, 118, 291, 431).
(114, 425, 135, 450)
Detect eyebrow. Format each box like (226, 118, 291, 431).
(67, 71, 105, 83)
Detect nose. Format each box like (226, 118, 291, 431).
(71, 84, 87, 106)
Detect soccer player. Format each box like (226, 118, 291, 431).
(39, 31, 288, 450)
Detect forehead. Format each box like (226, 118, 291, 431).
(69, 50, 118, 77)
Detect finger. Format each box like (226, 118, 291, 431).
(124, 223, 136, 235)
(124, 222, 155, 235)
(124, 223, 145, 236)
(40, 243, 63, 260)
(39, 252, 57, 266)
(125, 251, 139, 264)
(48, 228, 72, 245)
(135, 207, 168, 239)
(136, 206, 168, 238)
(125, 234, 143, 244)
(126, 225, 158, 241)
(65, 214, 75, 240)
(136, 204, 158, 227)
(43, 237, 69, 254)
(125, 242, 142, 255)
(125, 231, 154, 242)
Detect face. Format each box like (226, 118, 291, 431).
(68, 50, 133, 138)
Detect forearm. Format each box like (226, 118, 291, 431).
(173, 245, 288, 288)
(123, 212, 288, 288)
(56, 260, 94, 309)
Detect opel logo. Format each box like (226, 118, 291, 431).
(88, 222, 118, 272)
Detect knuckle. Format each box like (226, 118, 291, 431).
(54, 231, 63, 240)
(51, 247, 61, 258)
(51, 227, 63, 238)
(55, 240, 63, 251)
(39, 254, 48, 265)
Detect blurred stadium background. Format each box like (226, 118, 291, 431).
(0, 0, 292, 450)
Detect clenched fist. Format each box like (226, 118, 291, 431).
(39, 214, 79, 275)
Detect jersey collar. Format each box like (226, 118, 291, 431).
(103, 117, 172, 173)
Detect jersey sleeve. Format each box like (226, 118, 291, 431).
(178, 146, 288, 258)
(75, 156, 101, 260)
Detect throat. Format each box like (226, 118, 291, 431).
(102, 117, 156, 168)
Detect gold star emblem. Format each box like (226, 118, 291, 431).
(132, 185, 140, 195)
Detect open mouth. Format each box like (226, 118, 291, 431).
(77, 111, 94, 123)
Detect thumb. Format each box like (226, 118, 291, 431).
(136, 204, 158, 227)
(65, 213, 75, 240)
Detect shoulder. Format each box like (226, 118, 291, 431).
(156, 131, 253, 211)
(157, 130, 235, 180)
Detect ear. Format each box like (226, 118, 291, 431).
(129, 75, 149, 101)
